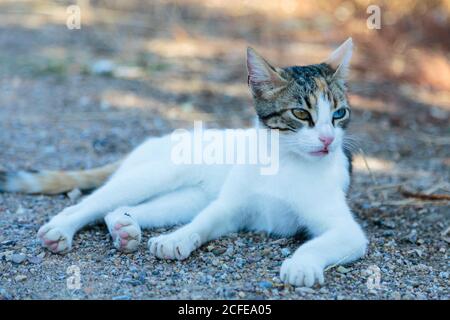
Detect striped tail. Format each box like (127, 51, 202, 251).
(0, 161, 121, 195)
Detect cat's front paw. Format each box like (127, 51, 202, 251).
(148, 230, 201, 260)
(37, 223, 73, 254)
(280, 256, 324, 287)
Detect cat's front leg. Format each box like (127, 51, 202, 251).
(148, 200, 241, 260)
(280, 208, 367, 287)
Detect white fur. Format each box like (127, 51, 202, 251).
(37, 95, 367, 288)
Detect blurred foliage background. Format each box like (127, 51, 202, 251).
(0, 0, 448, 170)
(1, 0, 449, 112)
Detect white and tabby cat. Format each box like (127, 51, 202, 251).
(0, 38, 367, 287)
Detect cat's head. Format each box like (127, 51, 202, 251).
(247, 38, 353, 160)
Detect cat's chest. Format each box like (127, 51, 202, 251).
(235, 156, 347, 206)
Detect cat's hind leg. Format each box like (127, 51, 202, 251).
(38, 162, 199, 254)
(105, 210, 141, 253)
(104, 187, 210, 252)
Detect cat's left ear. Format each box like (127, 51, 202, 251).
(325, 37, 353, 80)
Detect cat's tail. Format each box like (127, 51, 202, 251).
(0, 161, 121, 195)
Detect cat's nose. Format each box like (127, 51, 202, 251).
(319, 136, 334, 147)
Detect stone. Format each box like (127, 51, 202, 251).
(15, 275, 27, 282)
(0, 288, 12, 300)
(337, 266, 352, 274)
(67, 188, 82, 201)
(91, 60, 114, 76)
(258, 281, 273, 289)
(295, 287, 315, 294)
(212, 247, 226, 256)
(11, 254, 27, 264)
(27, 256, 43, 264)
(281, 248, 291, 257)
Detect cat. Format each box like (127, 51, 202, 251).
(0, 38, 367, 287)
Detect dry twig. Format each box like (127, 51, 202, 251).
(398, 186, 450, 201)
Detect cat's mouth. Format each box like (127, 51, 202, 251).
(309, 148, 329, 157)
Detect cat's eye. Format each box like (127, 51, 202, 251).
(333, 108, 347, 120)
(292, 108, 311, 121)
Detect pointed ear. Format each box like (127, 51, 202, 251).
(325, 37, 353, 80)
(247, 47, 288, 99)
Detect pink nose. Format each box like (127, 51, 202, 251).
(319, 136, 334, 147)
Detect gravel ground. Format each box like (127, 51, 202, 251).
(0, 1, 449, 300)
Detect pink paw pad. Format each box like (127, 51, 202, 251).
(108, 215, 141, 252)
(119, 231, 129, 238)
(37, 227, 71, 254)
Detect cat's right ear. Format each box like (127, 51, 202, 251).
(325, 37, 353, 80)
(247, 47, 288, 99)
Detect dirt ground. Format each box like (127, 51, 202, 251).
(0, 1, 448, 300)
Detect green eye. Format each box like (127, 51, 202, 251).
(333, 108, 347, 120)
(292, 108, 311, 121)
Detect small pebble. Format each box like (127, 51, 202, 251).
(0, 288, 12, 300)
(295, 287, 315, 294)
(381, 220, 396, 229)
(37, 252, 46, 259)
(224, 289, 235, 298)
(11, 254, 27, 264)
(391, 291, 402, 300)
(258, 281, 273, 289)
(382, 230, 395, 237)
(27, 256, 43, 264)
(225, 246, 234, 256)
(67, 188, 82, 202)
(15, 206, 26, 215)
(361, 203, 372, 209)
(405, 229, 418, 243)
(319, 288, 329, 294)
(91, 60, 115, 76)
(0, 240, 16, 247)
(337, 266, 352, 274)
(14, 275, 27, 282)
(128, 279, 143, 286)
(212, 248, 226, 256)
(280, 248, 291, 257)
